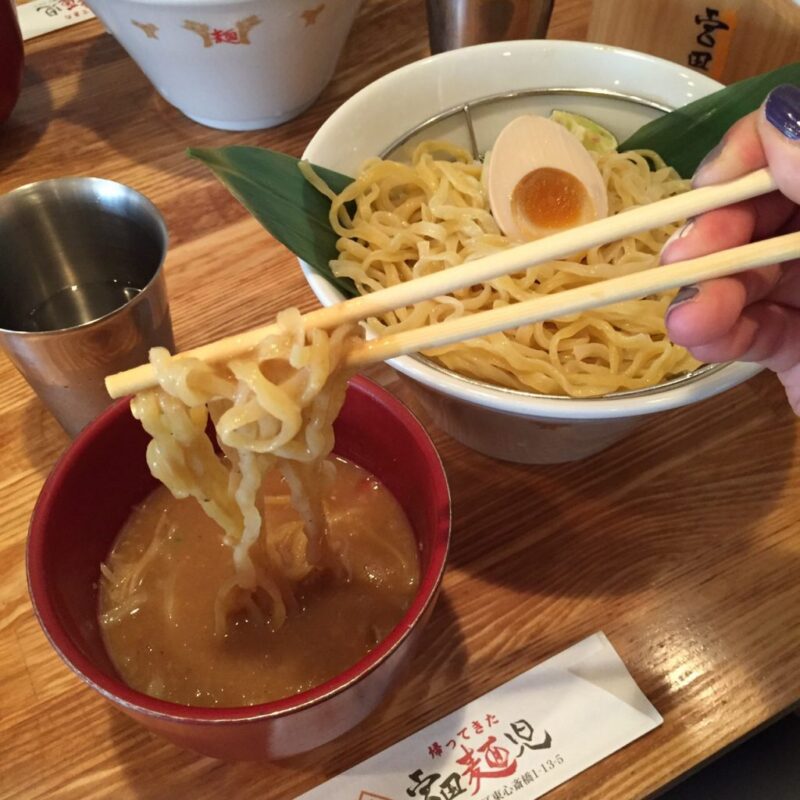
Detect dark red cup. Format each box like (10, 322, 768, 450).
(0, 0, 24, 124)
(27, 376, 451, 761)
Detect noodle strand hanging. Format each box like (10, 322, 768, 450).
(127, 310, 361, 632)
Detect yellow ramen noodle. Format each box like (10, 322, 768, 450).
(126, 309, 361, 634)
(305, 140, 701, 398)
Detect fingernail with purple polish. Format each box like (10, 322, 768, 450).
(671, 220, 694, 244)
(661, 220, 695, 260)
(765, 84, 800, 141)
(667, 286, 699, 315)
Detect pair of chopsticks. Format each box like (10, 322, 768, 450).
(106, 167, 796, 399)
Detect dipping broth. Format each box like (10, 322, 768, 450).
(99, 456, 419, 708)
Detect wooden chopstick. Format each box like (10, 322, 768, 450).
(348, 230, 800, 367)
(105, 168, 777, 398)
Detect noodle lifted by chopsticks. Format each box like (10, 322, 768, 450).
(130, 309, 361, 633)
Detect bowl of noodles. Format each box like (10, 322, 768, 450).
(27, 369, 451, 761)
(298, 40, 762, 463)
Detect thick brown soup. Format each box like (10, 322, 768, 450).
(98, 456, 419, 707)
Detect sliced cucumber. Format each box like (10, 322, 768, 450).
(550, 110, 618, 154)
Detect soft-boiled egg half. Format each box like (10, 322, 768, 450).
(485, 115, 609, 242)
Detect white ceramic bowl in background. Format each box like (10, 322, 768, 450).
(301, 40, 762, 463)
(85, 0, 361, 130)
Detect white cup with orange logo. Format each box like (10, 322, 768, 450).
(84, 0, 362, 130)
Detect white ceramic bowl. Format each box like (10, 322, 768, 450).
(300, 40, 761, 463)
(85, 0, 361, 130)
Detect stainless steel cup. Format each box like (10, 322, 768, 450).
(0, 177, 174, 436)
(425, 0, 554, 53)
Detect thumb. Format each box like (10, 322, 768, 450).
(758, 84, 800, 205)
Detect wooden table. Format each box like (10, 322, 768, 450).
(1, 2, 798, 798)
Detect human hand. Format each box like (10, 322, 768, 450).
(661, 84, 800, 412)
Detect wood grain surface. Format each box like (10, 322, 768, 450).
(587, 0, 800, 85)
(1, 2, 798, 799)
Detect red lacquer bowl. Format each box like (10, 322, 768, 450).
(1, 0, 24, 124)
(27, 376, 451, 761)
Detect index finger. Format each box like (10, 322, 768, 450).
(692, 111, 766, 187)
(694, 87, 800, 206)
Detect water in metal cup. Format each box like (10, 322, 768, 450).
(25, 282, 143, 332)
(0, 177, 174, 436)
(425, 0, 554, 53)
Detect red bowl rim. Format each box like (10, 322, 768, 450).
(27, 375, 451, 724)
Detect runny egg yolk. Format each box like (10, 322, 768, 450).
(511, 167, 594, 233)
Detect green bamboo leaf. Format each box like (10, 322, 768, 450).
(188, 146, 358, 297)
(619, 62, 800, 177)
